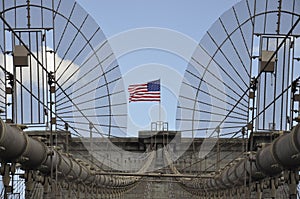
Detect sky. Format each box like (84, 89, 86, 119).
(75, 0, 241, 136)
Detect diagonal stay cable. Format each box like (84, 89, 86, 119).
(0, 64, 81, 137)
(180, 77, 300, 178)
(0, 15, 113, 138)
(201, 16, 300, 140)
(250, 76, 300, 129)
(185, 16, 300, 179)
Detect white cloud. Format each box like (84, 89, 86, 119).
(0, 47, 80, 89)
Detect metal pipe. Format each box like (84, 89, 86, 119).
(0, 120, 48, 169)
(21, 134, 48, 169)
(179, 125, 300, 191)
(0, 119, 138, 188)
(0, 120, 28, 162)
(206, 124, 300, 190)
(256, 125, 300, 175)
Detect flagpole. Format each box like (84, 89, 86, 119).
(159, 79, 161, 131)
(159, 100, 161, 130)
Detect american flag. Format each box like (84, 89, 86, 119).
(128, 80, 160, 102)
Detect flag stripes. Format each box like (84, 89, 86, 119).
(128, 80, 160, 102)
